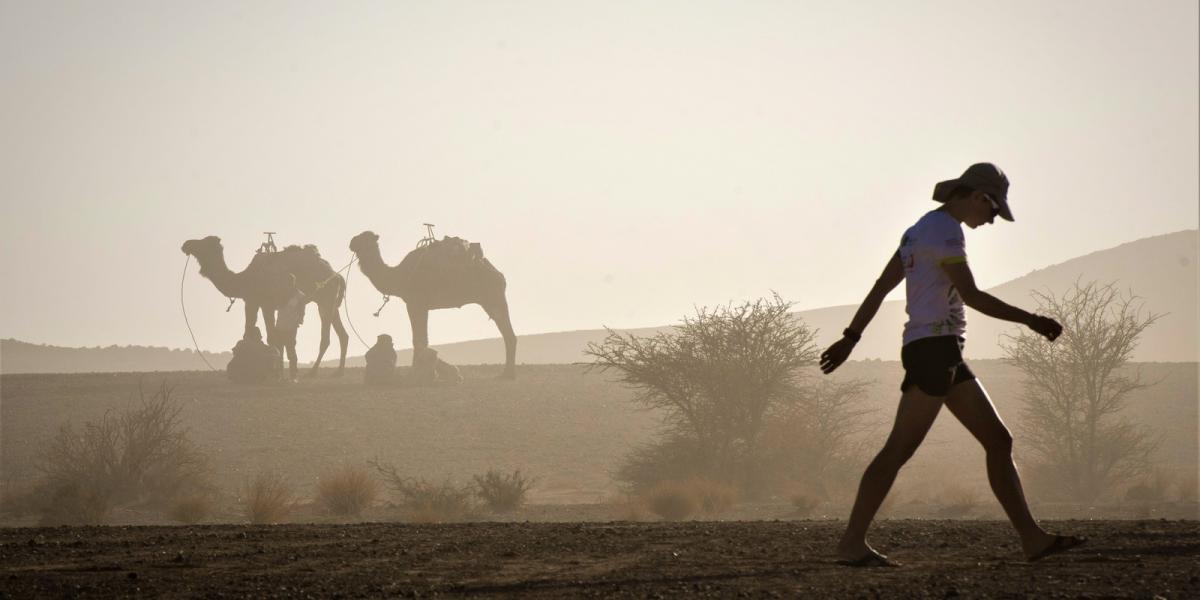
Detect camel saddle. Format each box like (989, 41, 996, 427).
(410, 236, 485, 267)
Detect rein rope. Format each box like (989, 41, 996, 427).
(335, 257, 371, 350)
(180, 255, 220, 372)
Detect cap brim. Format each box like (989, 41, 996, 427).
(996, 196, 1014, 221)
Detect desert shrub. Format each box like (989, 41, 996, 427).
(588, 295, 819, 496)
(473, 469, 536, 513)
(684, 477, 738, 516)
(317, 465, 380, 518)
(644, 480, 700, 521)
(242, 470, 294, 524)
(33, 383, 210, 525)
(589, 296, 879, 499)
(760, 378, 877, 497)
(38, 481, 113, 526)
(614, 434, 708, 492)
(1124, 470, 1172, 504)
(372, 460, 476, 522)
(1002, 282, 1160, 503)
(168, 493, 214, 524)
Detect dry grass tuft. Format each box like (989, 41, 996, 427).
(168, 493, 214, 524)
(242, 470, 294, 524)
(644, 480, 700, 521)
(316, 465, 380, 518)
(371, 460, 476, 523)
(473, 469, 536, 513)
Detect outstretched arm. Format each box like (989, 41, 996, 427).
(820, 251, 905, 374)
(941, 262, 1062, 340)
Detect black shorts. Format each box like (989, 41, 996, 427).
(900, 335, 976, 397)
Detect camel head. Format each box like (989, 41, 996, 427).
(348, 231, 380, 256)
(181, 236, 223, 261)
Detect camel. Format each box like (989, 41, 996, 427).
(348, 231, 516, 380)
(181, 236, 349, 378)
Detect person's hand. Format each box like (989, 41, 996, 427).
(820, 336, 857, 374)
(1027, 314, 1063, 342)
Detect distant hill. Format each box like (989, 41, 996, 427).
(2, 230, 1196, 373)
(417, 229, 1199, 364)
(1, 339, 231, 374)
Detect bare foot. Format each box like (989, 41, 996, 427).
(835, 546, 898, 568)
(1026, 534, 1086, 561)
(836, 540, 883, 563)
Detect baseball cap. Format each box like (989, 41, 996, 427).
(932, 162, 1013, 221)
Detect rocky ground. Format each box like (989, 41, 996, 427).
(2, 519, 1198, 598)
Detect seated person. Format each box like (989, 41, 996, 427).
(412, 346, 464, 385)
(227, 327, 281, 384)
(364, 334, 397, 385)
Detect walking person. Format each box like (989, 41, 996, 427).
(821, 163, 1085, 567)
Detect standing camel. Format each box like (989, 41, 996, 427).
(181, 236, 349, 378)
(348, 230, 516, 379)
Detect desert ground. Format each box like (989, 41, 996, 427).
(2, 364, 1197, 597)
(2, 520, 1199, 598)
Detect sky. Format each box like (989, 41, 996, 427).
(1, 0, 1197, 359)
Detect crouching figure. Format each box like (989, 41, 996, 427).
(364, 334, 398, 385)
(412, 347, 464, 385)
(227, 326, 282, 384)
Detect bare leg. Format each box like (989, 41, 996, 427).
(837, 387, 944, 561)
(944, 379, 1059, 558)
(285, 343, 298, 380)
(483, 297, 517, 379)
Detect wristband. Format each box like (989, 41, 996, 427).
(843, 328, 862, 343)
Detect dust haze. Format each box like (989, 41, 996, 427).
(1, 1, 1198, 597)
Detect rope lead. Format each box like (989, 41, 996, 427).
(180, 255, 220, 372)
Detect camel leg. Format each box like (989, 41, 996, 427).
(243, 302, 258, 335)
(483, 297, 517, 380)
(261, 308, 277, 347)
(309, 302, 333, 376)
(328, 304, 349, 377)
(407, 304, 435, 383)
(408, 304, 430, 355)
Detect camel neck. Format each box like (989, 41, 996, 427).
(198, 253, 245, 298)
(356, 247, 390, 278)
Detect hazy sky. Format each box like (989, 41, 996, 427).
(1, 1, 1197, 358)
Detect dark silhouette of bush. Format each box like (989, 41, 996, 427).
(473, 469, 536, 513)
(1002, 281, 1160, 504)
(33, 383, 211, 525)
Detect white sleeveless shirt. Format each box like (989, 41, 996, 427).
(899, 210, 968, 346)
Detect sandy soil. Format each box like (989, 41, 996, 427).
(2, 520, 1198, 598)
